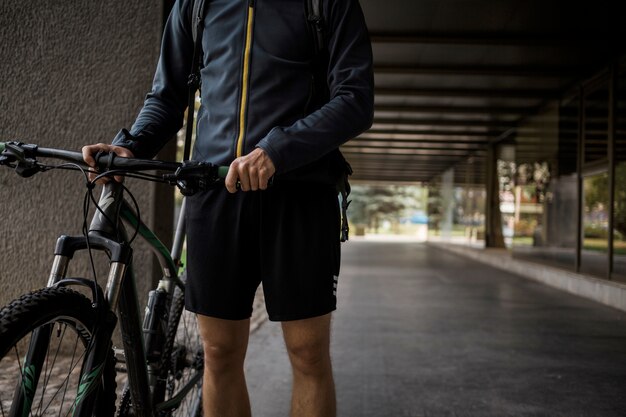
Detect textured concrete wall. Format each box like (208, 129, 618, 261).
(0, 1, 167, 306)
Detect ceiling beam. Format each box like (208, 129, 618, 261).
(350, 167, 465, 173)
(375, 104, 533, 115)
(349, 163, 453, 169)
(374, 86, 560, 99)
(347, 144, 486, 152)
(371, 118, 516, 128)
(351, 166, 447, 172)
(344, 150, 486, 158)
(362, 130, 494, 139)
(351, 176, 426, 184)
(369, 31, 603, 47)
(374, 64, 583, 78)
(342, 147, 474, 156)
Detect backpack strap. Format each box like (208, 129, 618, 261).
(306, 0, 326, 55)
(183, 0, 209, 162)
(192, 0, 205, 44)
(337, 161, 353, 242)
(306, 0, 354, 242)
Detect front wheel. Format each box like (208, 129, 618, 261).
(0, 286, 116, 417)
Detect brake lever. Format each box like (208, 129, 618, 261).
(0, 142, 41, 177)
(163, 161, 221, 196)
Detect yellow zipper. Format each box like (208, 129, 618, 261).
(235, 0, 255, 158)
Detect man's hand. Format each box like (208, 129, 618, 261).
(225, 148, 276, 193)
(81, 143, 135, 183)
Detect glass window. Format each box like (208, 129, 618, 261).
(577, 74, 611, 279)
(613, 60, 626, 282)
(580, 171, 610, 277)
(426, 163, 487, 247)
(512, 104, 578, 271)
(583, 76, 609, 165)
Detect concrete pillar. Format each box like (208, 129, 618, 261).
(485, 143, 505, 248)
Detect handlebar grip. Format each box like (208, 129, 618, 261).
(217, 166, 229, 178)
(0, 142, 5, 153)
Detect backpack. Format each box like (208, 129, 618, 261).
(184, 0, 352, 242)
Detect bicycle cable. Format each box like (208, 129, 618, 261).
(37, 161, 103, 286)
(35, 161, 149, 285)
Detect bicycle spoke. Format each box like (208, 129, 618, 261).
(36, 323, 69, 416)
(61, 337, 83, 417)
(12, 343, 36, 417)
(0, 288, 116, 417)
(37, 324, 58, 415)
(40, 337, 85, 416)
(57, 331, 79, 417)
(7, 320, 89, 417)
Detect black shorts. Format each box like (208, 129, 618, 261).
(184, 183, 341, 321)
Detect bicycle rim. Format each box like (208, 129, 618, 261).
(0, 287, 115, 417)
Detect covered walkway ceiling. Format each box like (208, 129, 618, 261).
(348, 0, 625, 183)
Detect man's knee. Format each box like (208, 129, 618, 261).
(282, 315, 333, 377)
(202, 339, 246, 372)
(286, 340, 331, 376)
(197, 315, 250, 373)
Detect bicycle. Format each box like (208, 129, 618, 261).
(0, 141, 228, 417)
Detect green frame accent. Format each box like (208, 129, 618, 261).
(119, 202, 179, 281)
(72, 362, 105, 416)
(20, 364, 36, 417)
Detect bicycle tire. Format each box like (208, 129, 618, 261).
(0, 286, 116, 417)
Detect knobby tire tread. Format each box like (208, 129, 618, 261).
(0, 286, 117, 417)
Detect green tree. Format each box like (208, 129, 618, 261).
(616, 164, 626, 240)
(349, 185, 426, 232)
(585, 165, 626, 240)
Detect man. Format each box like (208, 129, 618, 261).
(83, 0, 373, 415)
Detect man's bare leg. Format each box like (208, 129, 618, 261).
(282, 313, 336, 417)
(197, 315, 251, 417)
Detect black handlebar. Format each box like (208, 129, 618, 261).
(0, 141, 229, 195)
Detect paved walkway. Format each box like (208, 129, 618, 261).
(244, 239, 626, 417)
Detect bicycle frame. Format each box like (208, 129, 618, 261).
(0, 142, 219, 417)
(17, 181, 198, 417)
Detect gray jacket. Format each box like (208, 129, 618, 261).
(113, 0, 374, 179)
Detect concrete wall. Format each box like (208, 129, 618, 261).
(0, 1, 167, 306)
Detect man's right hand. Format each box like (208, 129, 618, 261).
(81, 143, 134, 183)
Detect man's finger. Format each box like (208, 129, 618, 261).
(82, 144, 134, 184)
(249, 167, 259, 191)
(225, 163, 239, 193)
(82, 147, 95, 167)
(237, 162, 251, 192)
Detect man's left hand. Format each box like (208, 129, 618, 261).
(225, 148, 276, 193)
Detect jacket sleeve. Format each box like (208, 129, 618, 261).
(256, 0, 374, 175)
(111, 0, 194, 158)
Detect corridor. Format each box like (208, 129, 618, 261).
(245, 240, 626, 417)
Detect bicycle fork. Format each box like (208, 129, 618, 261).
(16, 182, 155, 417)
